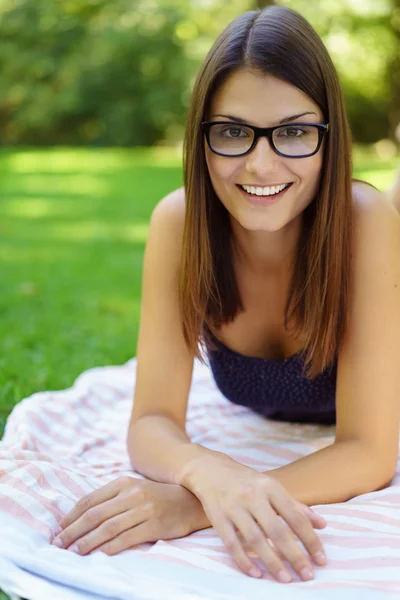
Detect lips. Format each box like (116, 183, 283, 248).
(236, 182, 294, 206)
(236, 183, 293, 197)
(239, 183, 292, 189)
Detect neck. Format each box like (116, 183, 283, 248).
(230, 214, 303, 277)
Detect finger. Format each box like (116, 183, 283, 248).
(53, 494, 133, 552)
(270, 492, 326, 571)
(96, 519, 162, 555)
(301, 505, 327, 529)
(232, 508, 292, 584)
(203, 504, 262, 578)
(58, 480, 123, 530)
(253, 502, 314, 582)
(66, 508, 144, 556)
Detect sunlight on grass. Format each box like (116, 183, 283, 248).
(0, 246, 74, 262)
(0, 145, 179, 438)
(7, 146, 183, 173)
(18, 174, 108, 195)
(46, 221, 150, 243)
(101, 297, 141, 316)
(122, 223, 149, 242)
(3, 197, 58, 218)
(2, 197, 89, 218)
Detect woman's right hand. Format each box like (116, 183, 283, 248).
(180, 450, 327, 583)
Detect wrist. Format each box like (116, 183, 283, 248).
(180, 486, 211, 532)
(177, 445, 226, 492)
(177, 446, 234, 497)
(175, 444, 211, 489)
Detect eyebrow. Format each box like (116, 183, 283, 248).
(210, 111, 318, 125)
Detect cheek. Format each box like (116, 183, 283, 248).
(206, 149, 237, 184)
(311, 160, 323, 189)
(300, 156, 323, 188)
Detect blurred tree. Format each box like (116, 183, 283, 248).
(0, 0, 192, 146)
(388, 0, 400, 143)
(252, 0, 275, 7)
(281, 0, 396, 145)
(0, 0, 397, 146)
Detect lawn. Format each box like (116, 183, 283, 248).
(0, 146, 183, 439)
(0, 144, 398, 600)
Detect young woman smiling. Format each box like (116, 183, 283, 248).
(51, 5, 400, 586)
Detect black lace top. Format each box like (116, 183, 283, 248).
(206, 329, 337, 425)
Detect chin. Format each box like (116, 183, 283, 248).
(235, 212, 286, 233)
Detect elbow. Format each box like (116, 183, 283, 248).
(344, 441, 397, 498)
(126, 422, 141, 470)
(347, 466, 394, 500)
(373, 465, 396, 491)
(371, 450, 398, 492)
(351, 440, 397, 494)
(361, 460, 397, 495)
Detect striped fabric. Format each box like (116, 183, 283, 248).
(1, 357, 400, 599)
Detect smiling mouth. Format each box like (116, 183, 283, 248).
(236, 183, 293, 197)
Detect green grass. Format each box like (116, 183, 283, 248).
(0, 144, 398, 600)
(0, 146, 183, 440)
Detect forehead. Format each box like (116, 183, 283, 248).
(209, 69, 321, 126)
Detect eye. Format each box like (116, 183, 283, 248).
(279, 127, 308, 137)
(220, 126, 249, 138)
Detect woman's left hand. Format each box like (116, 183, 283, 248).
(51, 476, 210, 556)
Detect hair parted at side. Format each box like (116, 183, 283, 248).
(179, 5, 363, 380)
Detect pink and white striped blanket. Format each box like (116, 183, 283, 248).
(1, 357, 400, 600)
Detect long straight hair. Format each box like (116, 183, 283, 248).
(179, 6, 369, 380)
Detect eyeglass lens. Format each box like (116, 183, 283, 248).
(208, 123, 320, 157)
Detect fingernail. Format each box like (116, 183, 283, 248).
(249, 567, 262, 578)
(301, 567, 313, 581)
(69, 544, 79, 553)
(313, 551, 326, 565)
(53, 538, 63, 548)
(278, 570, 292, 583)
(54, 526, 62, 536)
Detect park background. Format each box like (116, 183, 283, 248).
(0, 1, 399, 596)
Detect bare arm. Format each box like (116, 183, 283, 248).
(128, 413, 220, 486)
(127, 187, 222, 487)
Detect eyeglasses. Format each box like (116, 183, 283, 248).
(201, 121, 330, 159)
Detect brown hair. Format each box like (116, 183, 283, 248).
(179, 5, 374, 379)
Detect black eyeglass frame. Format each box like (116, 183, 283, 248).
(201, 121, 330, 159)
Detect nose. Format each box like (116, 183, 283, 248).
(244, 135, 279, 175)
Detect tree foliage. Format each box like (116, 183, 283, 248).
(0, 0, 193, 145)
(0, 0, 398, 146)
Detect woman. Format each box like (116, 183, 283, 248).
(51, 5, 400, 585)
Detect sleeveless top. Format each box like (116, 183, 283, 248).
(205, 328, 337, 425)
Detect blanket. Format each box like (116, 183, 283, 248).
(1, 357, 400, 600)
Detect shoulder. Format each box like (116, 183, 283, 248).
(153, 186, 186, 225)
(350, 179, 400, 290)
(351, 179, 400, 234)
(148, 187, 187, 267)
(351, 179, 381, 208)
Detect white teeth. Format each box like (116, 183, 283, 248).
(240, 183, 290, 196)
